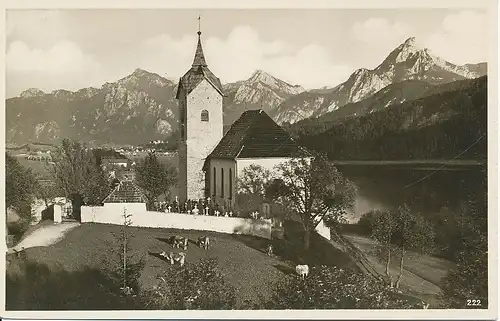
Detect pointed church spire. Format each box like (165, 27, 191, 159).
(192, 16, 207, 67)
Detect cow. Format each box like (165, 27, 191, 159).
(171, 235, 188, 250)
(198, 236, 210, 250)
(295, 264, 309, 280)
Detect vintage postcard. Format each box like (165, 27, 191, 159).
(1, 0, 498, 319)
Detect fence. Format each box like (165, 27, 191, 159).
(80, 203, 272, 239)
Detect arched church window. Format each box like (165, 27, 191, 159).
(201, 110, 209, 122)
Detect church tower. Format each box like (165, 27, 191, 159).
(176, 21, 224, 203)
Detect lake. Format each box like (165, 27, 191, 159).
(333, 160, 486, 223)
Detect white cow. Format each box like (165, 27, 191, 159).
(295, 264, 309, 280)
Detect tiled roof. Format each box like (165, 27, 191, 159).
(175, 34, 224, 98)
(207, 109, 306, 159)
(102, 180, 147, 203)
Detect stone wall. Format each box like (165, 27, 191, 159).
(80, 204, 272, 239)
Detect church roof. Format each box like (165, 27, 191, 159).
(207, 109, 306, 160)
(102, 180, 147, 203)
(176, 33, 224, 98)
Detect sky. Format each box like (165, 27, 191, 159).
(6, 8, 490, 98)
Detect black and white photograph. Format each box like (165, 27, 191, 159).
(2, 1, 497, 318)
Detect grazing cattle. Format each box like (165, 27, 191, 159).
(169, 252, 186, 267)
(266, 244, 273, 256)
(171, 236, 188, 250)
(295, 264, 309, 280)
(198, 236, 210, 250)
(160, 251, 186, 267)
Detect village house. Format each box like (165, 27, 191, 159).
(176, 27, 308, 213)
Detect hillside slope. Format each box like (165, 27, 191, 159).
(7, 223, 358, 306)
(290, 76, 487, 161)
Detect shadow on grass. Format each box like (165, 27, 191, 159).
(235, 220, 359, 271)
(273, 264, 295, 276)
(6, 258, 142, 310)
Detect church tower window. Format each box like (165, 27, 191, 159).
(201, 110, 209, 122)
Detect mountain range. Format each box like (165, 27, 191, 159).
(6, 37, 486, 146)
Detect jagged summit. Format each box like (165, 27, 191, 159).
(19, 88, 45, 98)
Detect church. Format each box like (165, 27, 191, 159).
(175, 26, 305, 211)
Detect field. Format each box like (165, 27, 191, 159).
(6, 221, 358, 308)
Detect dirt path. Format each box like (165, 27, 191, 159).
(343, 233, 454, 307)
(8, 222, 80, 252)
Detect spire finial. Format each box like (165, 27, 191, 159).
(197, 15, 201, 36)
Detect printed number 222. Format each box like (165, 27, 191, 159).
(467, 299, 481, 306)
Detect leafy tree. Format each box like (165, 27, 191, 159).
(391, 204, 435, 288)
(357, 209, 384, 235)
(266, 152, 357, 251)
(35, 180, 60, 208)
(371, 210, 395, 281)
(144, 258, 236, 310)
(50, 139, 111, 220)
(236, 164, 272, 215)
(441, 204, 488, 308)
(237, 164, 272, 195)
(135, 152, 177, 208)
(265, 265, 426, 309)
(6, 153, 38, 226)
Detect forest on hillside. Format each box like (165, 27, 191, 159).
(286, 77, 487, 161)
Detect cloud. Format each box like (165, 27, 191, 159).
(425, 10, 487, 64)
(138, 25, 351, 89)
(350, 18, 411, 68)
(6, 40, 102, 95)
(351, 18, 410, 46)
(7, 10, 69, 44)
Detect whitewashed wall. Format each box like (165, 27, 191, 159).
(315, 220, 331, 240)
(80, 204, 271, 239)
(236, 157, 291, 177)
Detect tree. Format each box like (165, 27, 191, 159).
(135, 152, 177, 209)
(266, 152, 357, 251)
(371, 210, 395, 282)
(6, 153, 38, 225)
(108, 208, 145, 297)
(236, 164, 272, 215)
(391, 204, 435, 288)
(441, 204, 488, 308)
(265, 265, 426, 309)
(237, 164, 272, 195)
(50, 139, 111, 220)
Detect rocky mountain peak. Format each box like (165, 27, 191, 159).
(19, 88, 45, 98)
(117, 68, 173, 88)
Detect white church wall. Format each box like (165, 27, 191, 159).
(80, 205, 271, 239)
(208, 158, 236, 207)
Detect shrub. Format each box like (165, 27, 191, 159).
(143, 258, 237, 310)
(6, 260, 141, 310)
(357, 210, 385, 235)
(265, 265, 425, 309)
